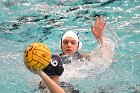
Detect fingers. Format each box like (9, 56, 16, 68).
(95, 16, 106, 28)
(95, 16, 99, 26)
(103, 21, 106, 29)
(91, 16, 106, 37)
(100, 16, 106, 28)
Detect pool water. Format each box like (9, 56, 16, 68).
(0, 0, 140, 93)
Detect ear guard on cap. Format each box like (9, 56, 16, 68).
(77, 41, 82, 51)
(43, 54, 64, 76)
(73, 32, 82, 51)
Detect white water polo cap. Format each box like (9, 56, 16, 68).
(61, 31, 83, 51)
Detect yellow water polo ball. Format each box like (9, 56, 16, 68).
(23, 42, 51, 71)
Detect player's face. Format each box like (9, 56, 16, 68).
(61, 37, 78, 55)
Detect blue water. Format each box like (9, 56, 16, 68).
(0, 0, 140, 93)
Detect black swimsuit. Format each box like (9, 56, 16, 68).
(59, 52, 83, 64)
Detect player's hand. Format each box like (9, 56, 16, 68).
(91, 16, 106, 43)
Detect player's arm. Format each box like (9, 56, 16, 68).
(37, 70, 65, 93)
(82, 16, 114, 60)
